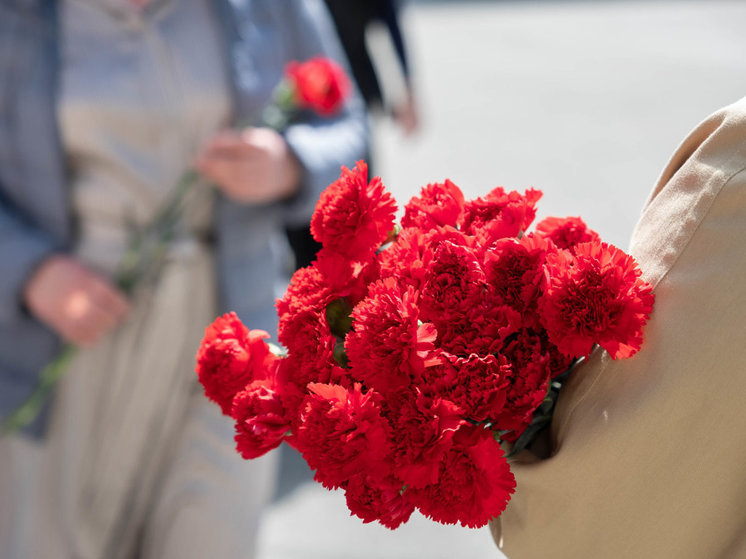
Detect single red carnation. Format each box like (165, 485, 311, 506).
(423, 223, 476, 250)
(406, 426, 516, 528)
(436, 306, 521, 357)
(278, 308, 340, 392)
(539, 241, 655, 359)
(232, 369, 292, 459)
(482, 234, 549, 321)
(276, 264, 334, 320)
(314, 249, 373, 306)
(285, 57, 351, 116)
(377, 227, 432, 292)
(310, 161, 397, 261)
(535, 216, 601, 251)
(196, 313, 274, 416)
(378, 226, 475, 294)
(294, 383, 392, 489)
(419, 240, 485, 323)
(460, 187, 542, 239)
(391, 392, 466, 490)
(401, 179, 465, 230)
(426, 352, 511, 423)
(344, 474, 415, 530)
(345, 278, 438, 394)
(492, 328, 553, 439)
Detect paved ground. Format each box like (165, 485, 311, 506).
(256, 2, 746, 558)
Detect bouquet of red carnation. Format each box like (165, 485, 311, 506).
(196, 161, 654, 529)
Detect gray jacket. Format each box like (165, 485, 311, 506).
(0, 0, 367, 436)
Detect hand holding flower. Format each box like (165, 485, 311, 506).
(195, 126, 302, 204)
(23, 254, 131, 347)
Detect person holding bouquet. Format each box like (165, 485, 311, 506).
(493, 96, 746, 558)
(0, 1, 366, 558)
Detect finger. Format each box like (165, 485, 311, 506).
(61, 311, 106, 347)
(195, 157, 234, 189)
(59, 325, 97, 347)
(200, 131, 249, 157)
(83, 302, 121, 334)
(208, 129, 243, 146)
(73, 295, 130, 346)
(88, 278, 131, 321)
(240, 126, 264, 144)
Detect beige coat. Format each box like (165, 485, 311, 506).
(493, 97, 746, 559)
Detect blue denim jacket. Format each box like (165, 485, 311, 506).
(0, 0, 367, 436)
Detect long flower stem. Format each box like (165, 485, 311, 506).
(1, 345, 77, 434)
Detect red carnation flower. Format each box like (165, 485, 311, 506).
(377, 227, 432, 292)
(310, 161, 397, 261)
(378, 226, 475, 295)
(278, 308, 339, 392)
(391, 392, 465, 490)
(423, 223, 476, 250)
(344, 474, 416, 530)
(285, 57, 351, 116)
(196, 313, 274, 416)
(294, 383, 392, 489)
(276, 264, 335, 324)
(419, 240, 485, 323)
(428, 352, 511, 423)
(535, 216, 601, 251)
(482, 234, 549, 320)
(407, 426, 516, 528)
(539, 241, 655, 359)
(493, 328, 553, 439)
(345, 278, 438, 394)
(314, 249, 374, 306)
(401, 179, 465, 230)
(460, 187, 542, 240)
(434, 301, 521, 357)
(232, 370, 292, 459)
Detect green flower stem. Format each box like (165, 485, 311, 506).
(116, 169, 198, 293)
(1, 344, 77, 434)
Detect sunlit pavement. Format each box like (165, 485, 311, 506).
(256, 1, 746, 558)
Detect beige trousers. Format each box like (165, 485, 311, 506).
(0, 241, 278, 559)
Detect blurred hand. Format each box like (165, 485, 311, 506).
(195, 127, 302, 204)
(23, 254, 131, 347)
(392, 92, 420, 137)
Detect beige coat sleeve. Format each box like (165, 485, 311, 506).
(493, 96, 746, 559)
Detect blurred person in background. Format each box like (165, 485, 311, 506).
(286, 0, 419, 269)
(494, 96, 746, 559)
(324, 0, 419, 140)
(0, 1, 366, 558)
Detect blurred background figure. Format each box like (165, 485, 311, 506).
(324, 0, 420, 138)
(286, 0, 420, 270)
(0, 1, 366, 558)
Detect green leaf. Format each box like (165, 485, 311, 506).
(325, 298, 353, 338)
(332, 338, 349, 368)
